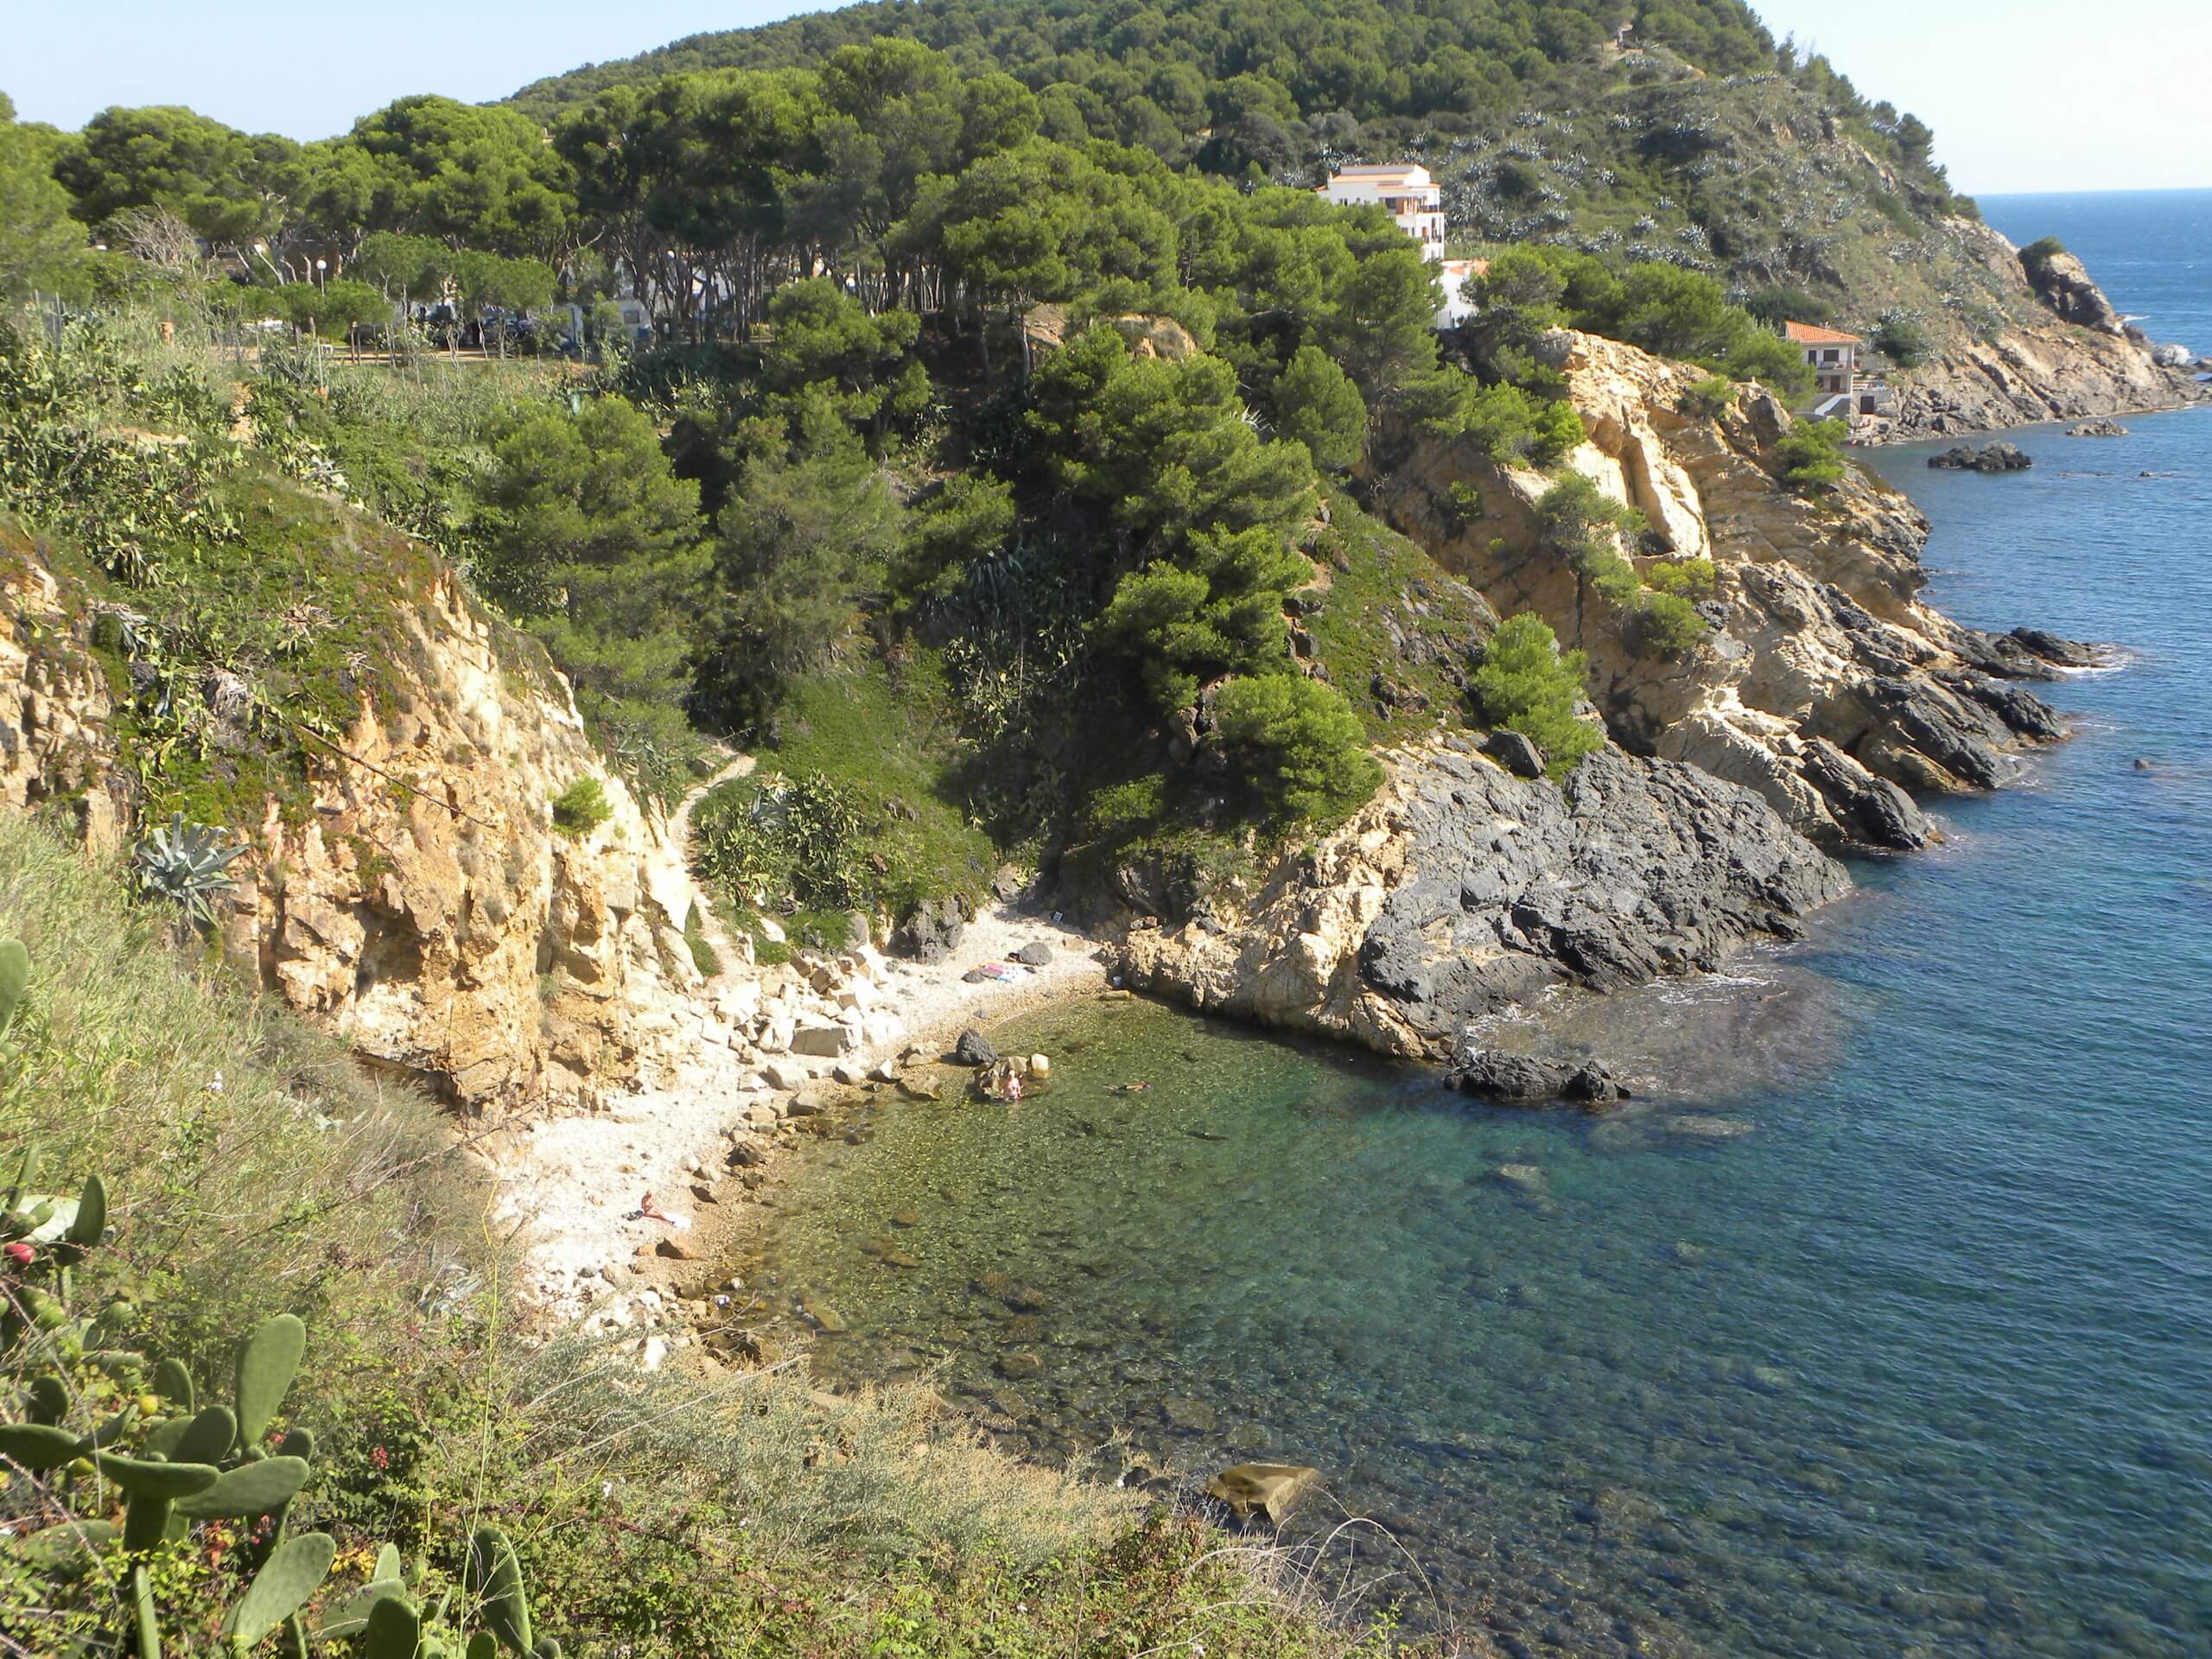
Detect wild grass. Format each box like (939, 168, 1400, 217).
(0, 812, 484, 1389)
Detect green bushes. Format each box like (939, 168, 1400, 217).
(1776, 416, 1851, 493)
(1471, 613, 1603, 776)
(1645, 556, 1718, 600)
(1872, 312, 1935, 368)
(1682, 374, 1736, 416)
(1535, 475, 1711, 660)
(550, 775, 613, 837)
(1466, 246, 1816, 397)
(1451, 379, 1585, 466)
(1213, 673, 1382, 827)
(694, 767, 869, 915)
(2019, 235, 2069, 278)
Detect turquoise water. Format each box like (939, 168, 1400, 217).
(746, 200, 2212, 1656)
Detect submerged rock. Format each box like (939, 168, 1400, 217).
(1668, 1114, 1755, 1139)
(1160, 1395, 1218, 1433)
(1206, 1462, 1321, 1527)
(2066, 418, 2128, 436)
(2010, 626, 2101, 669)
(1446, 1048, 1628, 1103)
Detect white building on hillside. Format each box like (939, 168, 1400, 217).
(1319, 164, 1446, 260)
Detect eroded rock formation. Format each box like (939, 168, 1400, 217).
(1, 531, 735, 1113)
(1364, 331, 2087, 851)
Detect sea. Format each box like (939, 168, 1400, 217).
(739, 192, 2212, 1657)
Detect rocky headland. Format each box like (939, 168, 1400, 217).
(1114, 329, 2090, 1079)
(1877, 223, 2207, 441)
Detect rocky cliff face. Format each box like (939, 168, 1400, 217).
(1365, 331, 2082, 852)
(1881, 219, 2208, 440)
(1118, 742, 1847, 1061)
(1, 524, 738, 1114)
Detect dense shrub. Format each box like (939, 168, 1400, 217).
(1213, 672, 1382, 826)
(1452, 379, 1585, 466)
(1535, 475, 1709, 660)
(1681, 373, 1736, 416)
(1872, 312, 1936, 368)
(1468, 246, 1815, 397)
(2019, 235, 2069, 278)
(1776, 416, 1850, 493)
(1471, 612, 1603, 775)
(550, 774, 613, 836)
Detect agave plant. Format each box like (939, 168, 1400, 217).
(132, 811, 247, 926)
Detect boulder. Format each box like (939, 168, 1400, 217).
(2151, 341, 2196, 369)
(1446, 1048, 1628, 1103)
(2066, 419, 2129, 437)
(952, 1028, 998, 1066)
(791, 1023, 861, 1058)
(1011, 941, 1054, 967)
(1482, 728, 1546, 779)
(891, 897, 967, 963)
(1206, 1463, 1322, 1528)
(2021, 245, 2127, 336)
(1801, 738, 1929, 850)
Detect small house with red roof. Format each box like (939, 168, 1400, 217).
(1785, 321, 1864, 396)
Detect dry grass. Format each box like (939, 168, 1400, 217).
(494, 1337, 1139, 1573)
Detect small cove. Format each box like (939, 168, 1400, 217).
(731, 197, 2212, 1658)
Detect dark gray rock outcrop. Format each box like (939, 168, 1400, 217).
(1929, 442, 2033, 474)
(1355, 749, 1850, 1041)
(951, 1028, 998, 1066)
(2010, 627, 2101, 669)
(1482, 728, 1546, 779)
(1800, 738, 1929, 849)
(1445, 1048, 1629, 1103)
(2022, 246, 2127, 337)
(892, 896, 968, 963)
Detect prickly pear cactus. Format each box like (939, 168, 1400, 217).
(0, 937, 28, 1029)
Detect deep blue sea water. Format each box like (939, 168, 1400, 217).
(749, 196, 2212, 1656)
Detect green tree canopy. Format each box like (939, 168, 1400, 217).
(53, 105, 298, 254)
(0, 95, 89, 299)
(1269, 344, 1367, 473)
(1212, 672, 1382, 825)
(479, 397, 708, 730)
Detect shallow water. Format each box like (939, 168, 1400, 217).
(741, 206, 2212, 1656)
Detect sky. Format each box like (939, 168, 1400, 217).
(5, 0, 2209, 194)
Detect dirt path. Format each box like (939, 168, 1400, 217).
(665, 750, 754, 989)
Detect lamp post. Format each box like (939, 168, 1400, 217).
(315, 258, 327, 291)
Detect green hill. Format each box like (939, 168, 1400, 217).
(508, 0, 1968, 306)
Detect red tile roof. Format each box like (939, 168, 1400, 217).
(1783, 321, 1865, 345)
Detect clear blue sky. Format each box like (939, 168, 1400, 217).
(8, 1, 2209, 194)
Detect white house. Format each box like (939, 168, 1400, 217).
(1434, 257, 1489, 328)
(1784, 321, 1862, 396)
(1319, 164, 1447, 260)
